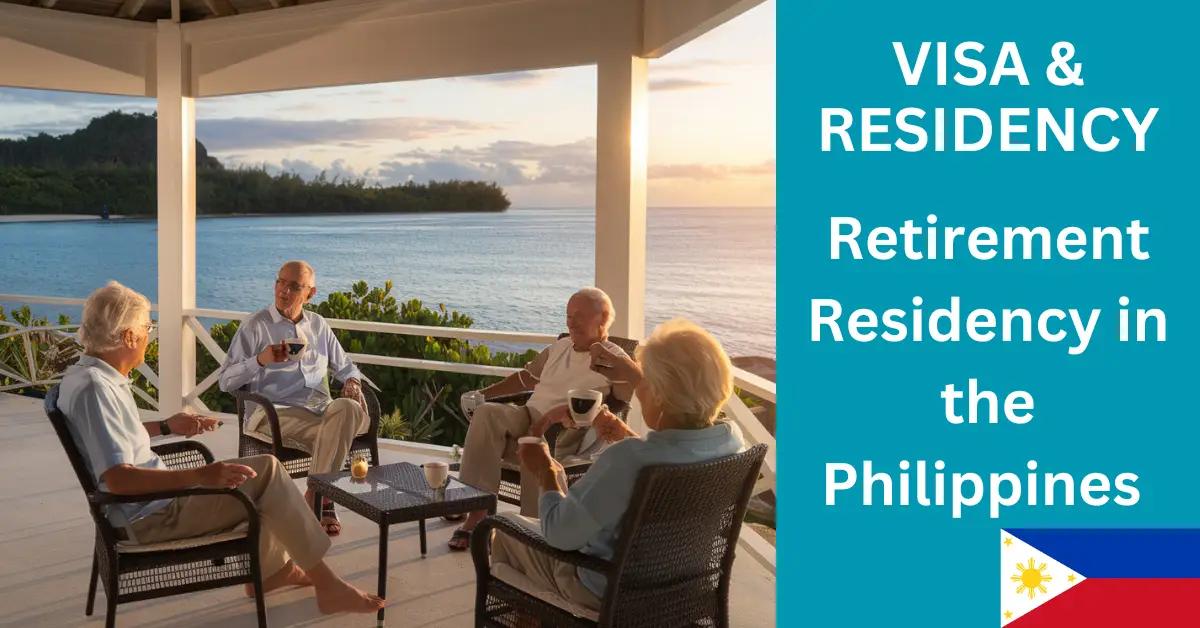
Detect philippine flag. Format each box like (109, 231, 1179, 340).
(1000, 528, 1200, 627)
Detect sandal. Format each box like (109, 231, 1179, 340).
(320, 500, 341, 537)
(447, 528, 472, 551)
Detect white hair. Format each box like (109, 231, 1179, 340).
(78, 281, 152, 353)
(572, 287, 615, 330)
(636, 318, 733, 429)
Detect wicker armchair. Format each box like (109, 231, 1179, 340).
(471, 443, 768, 628)
(44, 386, 267, 628)
(482, 334, 639, 507)
(233, 382, 381, 479)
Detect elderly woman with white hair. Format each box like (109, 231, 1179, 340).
(448, 287, 634, 550)
(494, 318, 745, 610)
(56, 281, 384, 615)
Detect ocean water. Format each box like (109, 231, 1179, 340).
(0, 208, 775, 357)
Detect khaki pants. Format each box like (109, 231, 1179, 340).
(130, 455, 331, 577)
(248, 398, 369, 475)
(460, 403, 572, 516)
(491, 514, 602, 611)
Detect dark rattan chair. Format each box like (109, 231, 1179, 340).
(471, 443, 768, 628)
(44, 386, 267, 628)
(485, 334, 639, 507)
(234, 382, 381, 479)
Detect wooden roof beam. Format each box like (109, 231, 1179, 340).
(114, 0, 148, 18)
(202, 0, 238, 17)
(643, 0, 766, 58)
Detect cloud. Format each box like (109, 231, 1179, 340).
(0, 88, 154, 138)
(649, 78, 724, 91)
(379, 138, 596, 186)
(195, 116, 495, 151)
(222, 156, 372, 182)
(458, 71, 548, 88)
(649, 159, 776, 180)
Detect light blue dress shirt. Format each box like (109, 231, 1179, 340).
(58, 355, 172, 534)
(538, 421, 745, 598)
(219, 306, 364, 418)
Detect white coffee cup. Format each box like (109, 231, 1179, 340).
(283, 337, 307, 362)
(423, 461, 449, 490)
(567, 389, 604, 426)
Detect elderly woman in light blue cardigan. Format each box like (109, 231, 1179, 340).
(496, 318, 745, 611)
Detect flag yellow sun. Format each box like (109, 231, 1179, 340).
(1011, 558, 1053, 599)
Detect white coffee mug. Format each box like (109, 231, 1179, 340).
(567, 388, 604, 426)
(423, 461, 449, 490)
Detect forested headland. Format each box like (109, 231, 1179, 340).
(0, 111, 510, 216)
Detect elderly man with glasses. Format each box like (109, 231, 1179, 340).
(219, 260, 369, 536)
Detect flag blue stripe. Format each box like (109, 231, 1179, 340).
(1007, 528, 1200, 578)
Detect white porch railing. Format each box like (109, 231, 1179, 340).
(2, 293, 777, 572)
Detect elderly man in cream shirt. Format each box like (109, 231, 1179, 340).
(219, 260, 369, 536)
(447, 287, 633, 551)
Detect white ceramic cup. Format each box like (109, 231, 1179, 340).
(567, 388, 604, 426)
(283, 337, 307, 362)
(423, 461, 449, 490)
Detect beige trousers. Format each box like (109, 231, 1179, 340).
(130, 455, 331, 577)
(248, 398, 369, 474)
(460, 403, 575, 516)
(491, 514, 602, 611)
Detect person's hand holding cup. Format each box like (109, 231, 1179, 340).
(460, 390, 486, 421)
(256, 340, 289, 366)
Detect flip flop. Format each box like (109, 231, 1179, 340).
(321, 500, 341, 537)
(447, 528, 471, 551)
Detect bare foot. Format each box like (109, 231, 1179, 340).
(244, 562, 312, 597)
(315, 579, 385, 614)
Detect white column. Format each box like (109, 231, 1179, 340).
(594, 52, 649, 339)
(156, 21, 197, 415)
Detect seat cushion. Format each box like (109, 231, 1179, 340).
(117, 524, 249, 553)
(492, 563, 601, 622)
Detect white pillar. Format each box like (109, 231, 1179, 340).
(156, 21, 197, 415)
(594, 52, 649, 340)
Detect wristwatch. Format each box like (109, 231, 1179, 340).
(159, 420, 172, 436)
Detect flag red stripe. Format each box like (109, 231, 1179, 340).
(1009, 579, 1200, 628)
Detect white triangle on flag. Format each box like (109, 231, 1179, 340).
(999, 529, 1085, 626)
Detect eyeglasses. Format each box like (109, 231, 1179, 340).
(275, 278, 312, 294)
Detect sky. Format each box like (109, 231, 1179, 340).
(0, 1, 775, 208)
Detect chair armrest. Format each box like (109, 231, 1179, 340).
(151, 440, 216, 468)
(489, 391, 535, 406)
(470, 515, 613, 575)
(91, 487, 255, 514)
(232, 389, 286, 452)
